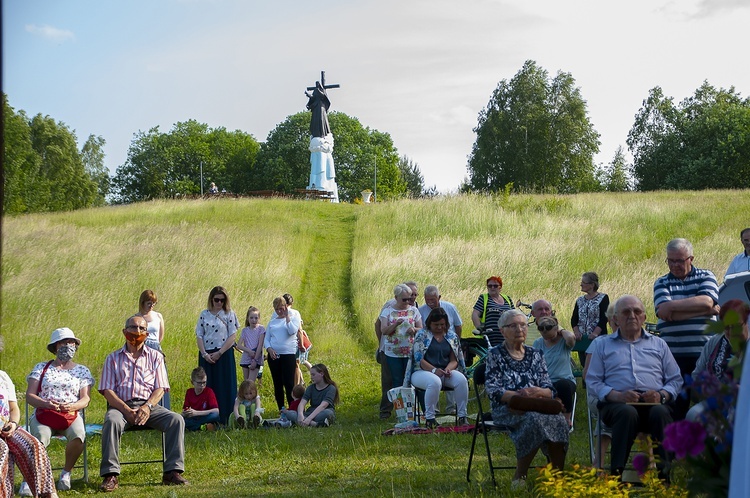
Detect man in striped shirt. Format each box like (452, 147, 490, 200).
(654, 238, 719, 420)
(98, 315, 187, 491)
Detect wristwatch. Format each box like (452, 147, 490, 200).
(431, 367, 437, 374)
(659, 392, 667, 404)
(146, 402, 154, 410)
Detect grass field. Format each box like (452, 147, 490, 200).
(1, 190, 747, 496)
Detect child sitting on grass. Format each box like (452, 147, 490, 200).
(181, 367, 220, 431)
(229, 380, 263, 429)
(236, 306, 265, 382)
(280, 384, 306, 420)
(287, 364, 339, 427)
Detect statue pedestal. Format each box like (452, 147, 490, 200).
(308, 135, 339, 203)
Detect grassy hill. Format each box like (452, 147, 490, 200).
(1, 191, 747, 496)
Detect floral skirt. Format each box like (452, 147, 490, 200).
(493, 404, 569, 459)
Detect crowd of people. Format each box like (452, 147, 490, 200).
(2, 229, 747, 493)
(2, 287, 335, 495)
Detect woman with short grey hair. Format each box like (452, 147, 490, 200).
(379, 284, 423, 389)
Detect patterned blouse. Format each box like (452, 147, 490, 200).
(195, 309, 240, 351)
(571, 293, 609, 336)
(27, 362, 95, 404)
(484, 344, 555, 406)
(380, 305, 422, 358)
(405, 329, 466, 386)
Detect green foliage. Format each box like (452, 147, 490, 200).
(3, 94, 101, 213)
(397, 155, 425, 197)
(255, 111, 406, 202)
(111, 120, 260, 202)
(598, 146, 632, 192)
(628, 82, 750, 190)
(81, 134, 110, 205)
(467, 60, 601, 194)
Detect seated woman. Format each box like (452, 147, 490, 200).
(688, 299, 749, 421)
(407, 307, 469, 428)
(485, 309, 568, 484)
(25, 328, 94, 492)
(532, 316, 577, 428)
(1, 369, 59, 498)
(287, 364, 339, 427)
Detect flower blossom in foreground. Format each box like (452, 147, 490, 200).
(663, 420, 706, 459)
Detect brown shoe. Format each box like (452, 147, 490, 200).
(162, 471, 189, 486)
(100, 475, 119, 492)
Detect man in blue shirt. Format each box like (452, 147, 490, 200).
(587, 295, 683, 476)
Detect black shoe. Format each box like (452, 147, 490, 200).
(425, 418, 439, 429)
(457, 417, 469, 426)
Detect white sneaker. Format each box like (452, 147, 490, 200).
(19, 482, 32, 497)
(58, 471, 72, 491)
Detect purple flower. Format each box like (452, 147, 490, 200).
(663, 420, 707, 459)
(632, 453, 649, 476)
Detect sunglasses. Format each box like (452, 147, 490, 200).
(487, 284, 499, 288)
(400, 298, 411, 303)
(213, 297, 226, 303)
(538, 324, 557, 332)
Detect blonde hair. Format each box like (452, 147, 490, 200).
(238, 380, 257, 400)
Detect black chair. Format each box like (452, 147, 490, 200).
(413, 384, 458, 425)
(118, 399, 167, 469)
(466, 362, 515, 486)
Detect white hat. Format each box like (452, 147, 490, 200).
(47, 327, 81, 354)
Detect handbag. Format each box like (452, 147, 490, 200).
(508, 394, 564, 415)
(34, 360, 78, 431)
(299, 329, 313, 351)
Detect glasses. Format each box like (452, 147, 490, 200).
(213, 297, 226, 303)
(126, 325, 148, 332)
(538, 324, 557, 332)
(502, 323, 527, 330)
(193, 380, 207, 386)
(400, 298, 411, 302)
(487, 284, 499, 288)
(145, 301, 155, 307)
(665, 257, 692, 265)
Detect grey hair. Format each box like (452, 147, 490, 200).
(498, 309, 527, 329)
(423, 285, 439, 297)
(124, 314, 142, 328)
(582, 272, 600, 291)
(613, 295, 645, 314)
(605, 302, 616, 320)
(393, 283, 412, 299)
(667, 238, 693, 257)
(403, 280, 418, 292)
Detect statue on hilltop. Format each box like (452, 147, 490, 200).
(305, 71, 339, 202)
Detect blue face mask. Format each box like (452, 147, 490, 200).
(56, 343, 76, 362)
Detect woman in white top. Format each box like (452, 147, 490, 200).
(139, 289, 170, 409)
(380, 284, 423, 389)
(196, 286, 239, 425)
(264, 296, 302, 409)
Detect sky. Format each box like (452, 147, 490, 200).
(3, 0, 750, 193)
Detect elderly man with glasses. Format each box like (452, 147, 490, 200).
(98, 315, 187, 492)
(654, 238, 719, 420)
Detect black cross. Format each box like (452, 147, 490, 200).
(306, 71, 340, 91)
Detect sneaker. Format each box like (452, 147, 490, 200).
(278, 417, 292, 428)
(252, 413, 262, 428)
(162, 470, 189, 486)
(58, 471, 72, 491)
(457, 417, 469, 426)
(511, 478, 526, 490)
(19, 482, 32, 497)
(322, 417, 330, 427)
(236, 416, 245, 429)
(99, 475, 119, 492)
(425, 418, 439, 429)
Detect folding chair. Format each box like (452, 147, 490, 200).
(25, 403, 89, 482)
(413, 385, 458, 425)
(466, 362, 515, 486)
(118, 400, 167, 469)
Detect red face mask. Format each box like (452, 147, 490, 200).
(124, 331, 148, 347)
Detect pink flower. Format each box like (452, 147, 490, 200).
(663, 420, 706, 459)
(632, 453, 649, 476)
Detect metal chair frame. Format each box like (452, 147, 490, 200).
(25, 403, 89, 483)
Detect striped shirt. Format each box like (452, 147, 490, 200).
(98, 344, 169, 401)
(654, 266, 719, 358)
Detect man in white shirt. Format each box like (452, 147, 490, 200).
(725, 228, 750, 278)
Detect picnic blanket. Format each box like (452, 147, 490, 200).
(382, 424, 474, 436)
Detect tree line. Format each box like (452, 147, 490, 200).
(4, 63, 749, 214)
(466, 60, 750, 193)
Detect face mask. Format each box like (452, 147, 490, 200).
(125, 331, 148, 347)
(56, 343, 76, 362)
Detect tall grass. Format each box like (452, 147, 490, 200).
(1, 190, 747, 496)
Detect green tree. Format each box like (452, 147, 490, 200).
(628, 82, 750, 190)
(397, 156, 425, 197)
(112, 120, 259, 203)
(598, 146, 631, 192)
(81, 134, 109, 205)
(467, 60, 601, 193)
(255, 111, 405, 202)
(3, 94, 45, 214)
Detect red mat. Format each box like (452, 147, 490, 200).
(382, 424, 474, 436)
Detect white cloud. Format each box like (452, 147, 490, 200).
(25, 24, 75, 43)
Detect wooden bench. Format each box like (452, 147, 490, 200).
(294, 189, 335, 200)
